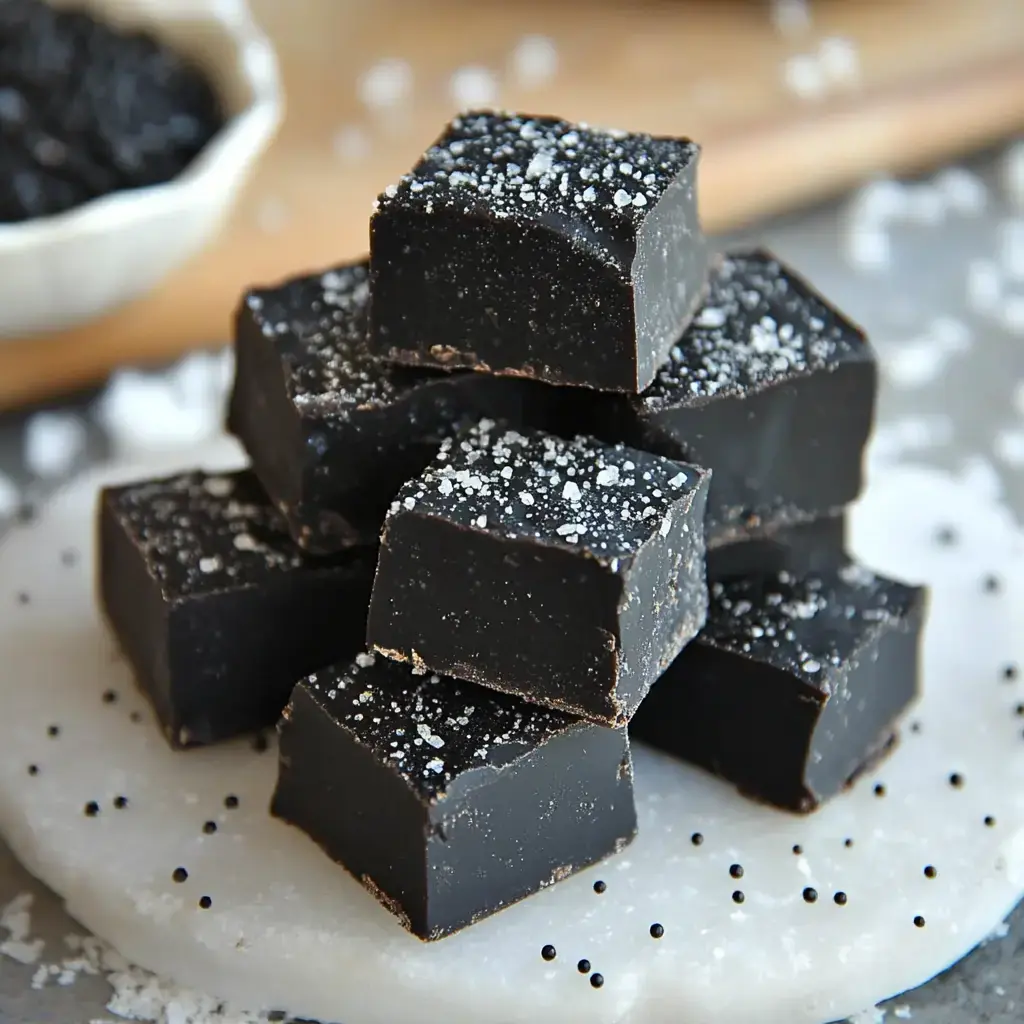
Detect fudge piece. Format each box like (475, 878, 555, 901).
(98, 469, 375, 748)
(271, 653, 637, 940)
(706, 514, 847, 582)
(369, 111, 708, 393)
(366, 421, 710, 725)
(228, 260, 580, 554)
(621, 249, 876, 544)
(629, 564, 927, 813)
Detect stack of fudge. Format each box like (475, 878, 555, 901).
(98, 112, 926, 941)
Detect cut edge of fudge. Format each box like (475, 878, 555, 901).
(366, 420, 710, 725)
(271, 654, 638, 939)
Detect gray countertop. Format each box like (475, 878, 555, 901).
(0, 144, 1022, 1023)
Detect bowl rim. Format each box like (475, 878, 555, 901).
(0, 0, 283, 252)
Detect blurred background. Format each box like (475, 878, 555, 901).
(0, 0, 1023, 408)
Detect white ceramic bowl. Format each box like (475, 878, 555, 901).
(0, 0, 283, 339)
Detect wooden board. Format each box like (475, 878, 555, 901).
(2, 0, 1024, 409)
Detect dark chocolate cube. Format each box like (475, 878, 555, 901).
(369, 111, 708, 393)
(366, 421, 710, 725)
(630, 564, 927, 812)
(228, 259, 585, 554)
(98, 469, 375, 748)
(706, 514, 847, 582)
(271, 653, 637, 940)
(623, 249, 876, 543)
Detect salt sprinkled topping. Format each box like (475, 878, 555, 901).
(375, 112, 697, 273)
(303, 655, 576, 797)
(4, 907, 281, 1024)
(641, 250, 869, 406)
(386, 421, 704, 558)
(703, 566, 921, 688)
(243, 260, 415, 416)
(23, 411, 87, 479)
(106, 470, 368, 599)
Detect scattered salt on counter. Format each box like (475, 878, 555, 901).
(843, 181, 899, 270)
(6, 914, 279, 1023)
(1003, 141, 1024, 210)
(871, 415, 954, 464)
(0, 893, 44, 965)
(966, 259, 1002, 313)
(0, 470, 18, 519)
(933, 167, 988, 216)
(847, 178, 907, 226)
(783, 37, 859, 101)
(23, 411, 87, 479)
(357, 58, 413, 110)
(902, 183, 946, 226)
(847, 1008, 886, 1024)
(95, 351, 230, 455)
(880, 317, 972, 389)
(818, 37, 860, 86)
(845, 224, 891, 271)
(509, 35, 559, 87)
(1001, 295, 1024, 335)
(333, 124, 371, 163)
(448, 65, 499, 108)
(168, 350, 233, 407)
(998, 218, 1024, 280)
(994, 429, 1024, 468)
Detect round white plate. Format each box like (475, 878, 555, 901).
(0, 437, 1021, 1024)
